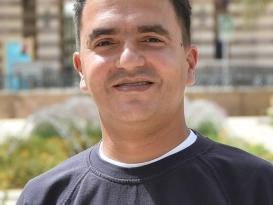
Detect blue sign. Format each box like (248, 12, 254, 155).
(4, 41, 31, 90)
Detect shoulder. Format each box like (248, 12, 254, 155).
(200, 137, 273, 197)
(199, 137, 273, 203)
(17, 147, 93, 205)
(205, 139, 273, 172)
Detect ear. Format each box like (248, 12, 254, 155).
(185, 46, 198, 86)
(73, 52, 88, 91)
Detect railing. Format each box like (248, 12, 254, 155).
(0, 62, 272, 90)
(195, 60, 273, 86)
(0, 70, 79, 90)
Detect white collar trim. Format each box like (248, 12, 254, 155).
(99, 130, 197, 168)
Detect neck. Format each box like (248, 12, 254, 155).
(99, 109, 189, 164)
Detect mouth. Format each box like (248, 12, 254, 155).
(113, 81, 155, 92)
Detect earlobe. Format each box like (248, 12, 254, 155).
(186, 46, 198, 86)
(80, 78, 88, 91)
(73, 52, 88, 91)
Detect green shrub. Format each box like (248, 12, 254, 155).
(0, 136, 68, 189)
(0, 124, 102, 189)
(195, 121, 219, 141)
(220, 136, 273, 162)
(64, 125, 102, 155)
(30, 122, 60, 138)
(196, 127, 273, 162)
(28, 121, 102, 155)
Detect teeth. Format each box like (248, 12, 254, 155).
(125, 82, 149, 86)
(119, 81, 151, 86)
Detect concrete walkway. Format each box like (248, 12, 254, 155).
(0, 190, 21, 205)
(224, 116, 273, 153)
(0, 119, 25, 143)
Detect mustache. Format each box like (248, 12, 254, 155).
(107, 67, 158, 84)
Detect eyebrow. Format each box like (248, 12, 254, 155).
(88, 24, 170, 43)
(88, 28, 119, 42)
(137, 25, 170, 37)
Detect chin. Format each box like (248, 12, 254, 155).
(114, 108, 156, 123)
(119, 112, 153, 123)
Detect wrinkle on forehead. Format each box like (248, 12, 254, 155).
(84, 0, 169, 17)
(87, 0, 167, 8)
(82, 0, 175, 28)
(81, 0, 182, 44)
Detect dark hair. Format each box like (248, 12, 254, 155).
(73, 0, 192, 50)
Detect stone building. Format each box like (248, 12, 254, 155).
(0, 0, 272, 88)
(0, 0, 64, 88)
(0, 0, 63, 68)
(192, 0, 273, 63)
(191, 0, 273, 85)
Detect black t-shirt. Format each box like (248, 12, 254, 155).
(17, 132, 273, 205)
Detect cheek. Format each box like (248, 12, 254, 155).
(148, 48, 186, 83)
(82, 54, 113, 90)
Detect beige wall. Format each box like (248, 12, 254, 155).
(191, 0, 273, 67)
(0, 88, 272, 118)
(35, 0, 63, 71)
(186, 87, 273, 116)
(0, 89, 78, 118)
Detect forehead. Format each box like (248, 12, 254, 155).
(81, 0, 180, 32)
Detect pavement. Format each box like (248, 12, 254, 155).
(0, 119, 26, 143)
(224, 116, 273, 153)
(0, 190, 21, 205)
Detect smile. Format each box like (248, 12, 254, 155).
(113, 81, 154, 92)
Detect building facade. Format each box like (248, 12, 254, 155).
(192, 0, 273, 85)
(0, 0, 272, 88)
(0, 0, 64, 89)
(192, 0, 273, 63)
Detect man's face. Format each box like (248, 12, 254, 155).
(74, 0, 197, 123)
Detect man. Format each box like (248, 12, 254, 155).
(17, 0, 272, 204)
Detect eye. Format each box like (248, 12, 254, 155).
(142, 37, 163, 43)
(95, 40, 115, 47)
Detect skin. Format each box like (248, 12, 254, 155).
(73, 0, 198, 163)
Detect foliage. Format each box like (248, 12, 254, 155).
(0, 125, 101, 189)
(29, 121, 102, 155)
(0, 96, 102, 189)
(24, 96, 101, 155)
(0, 136, 68, 189)
(64, 125, 101, 155)
(30, 122, 60, 138)
(185, 99, 227, 136)
(223, 136, 273, 162)
(195, 121, 219, 141)
(186, 98, 273, 162)
(195, 124, 273, 162)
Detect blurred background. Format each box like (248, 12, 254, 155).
(0, 0, 272, 203)
(0, 0, 273, 89)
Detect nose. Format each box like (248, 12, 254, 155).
(115, 43, 145, 70)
